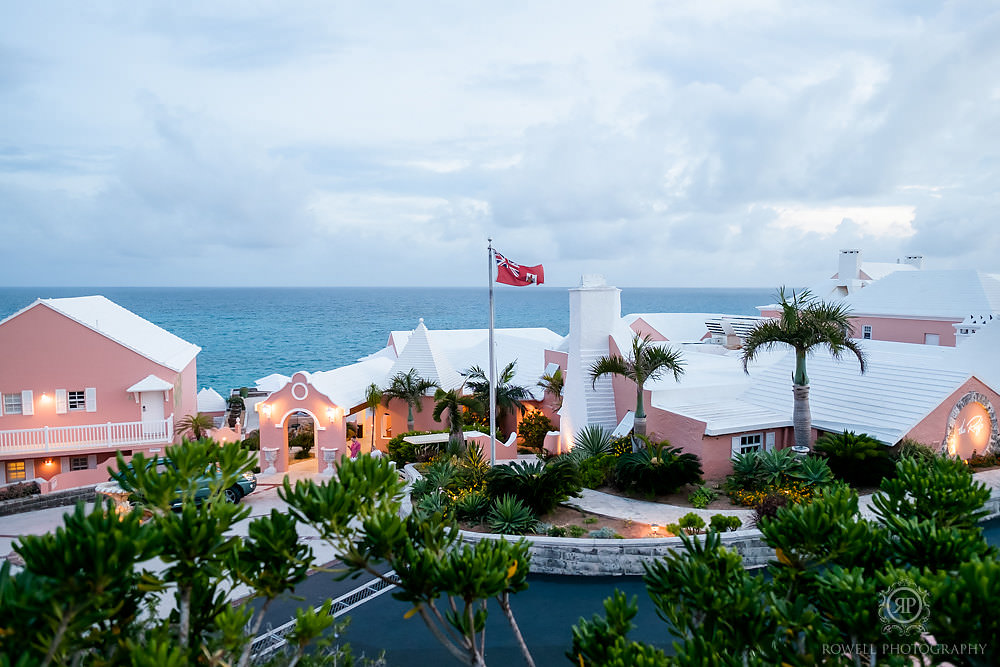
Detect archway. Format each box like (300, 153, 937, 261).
(257, 372, 346, 473)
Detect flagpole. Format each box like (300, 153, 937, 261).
(487, 238, 497, 466)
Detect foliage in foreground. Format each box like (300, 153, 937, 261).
(570, 454, 999, 666)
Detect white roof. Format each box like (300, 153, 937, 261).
(657, 340, 972, 443)
(857, 261, 918, 281)
(844, 270, 1000, 319)
(0, 296, 200, 372)
(127, 374, 174, 392)
(956, 319, 1000, 389)
(255, 373, 291, 393)
(624, 313, 715, 342)
(388, 319, 465, 391)
(309, 355, 396, 411)
(197, 387, 227, 412)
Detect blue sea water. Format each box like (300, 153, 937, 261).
(0, 286, 774, 393)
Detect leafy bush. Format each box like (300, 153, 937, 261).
(293, 448, 312, 460)
(415, 491, 450, 518)
(709, 514, 743, 532)
(518, 411, 554, 451)
(614, 440, 702, 496)
(568, 525, 587, 538)
(578, 454, 616, 489)
(289, 423, 315, 455)
(455, 445, 490, 492)
(726, 449, 833, 506)
(453, 490, 490, 522)
(688, 485, 718, 509)
(665, 523, 681, 537)
(486, 457, 582, 515)
(487, 495, 536, 534)
(240, 429, 260, 451)
(752, 493, 788, 527)
(892, 438, 938, 463)
(968, 450, 1000, 469)
(547, 525, 567, 537)
(677, 512, 706, 534)
(572, 425, 614, 461)
(589, 527, 620, 539)
(814, 430, 895, 486)
(0, 481, 41, 501)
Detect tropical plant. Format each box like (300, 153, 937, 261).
(892, 437, 938, 463)
(751, 493, 788, 527)
(382, 368, 439, 432)
(589, 527, 619, 539)
(487, 494, 537, 534)
(432, 388, 481, 454)
(486, 457, 582, 515)
(688, 485, 718, 509)
(365, 382, 383, 453)
(456, 444, 491, 491)
(463, 361, 533, 428)
(578, 454, 616, 489)
(754, 448, 800, 486)
(589, 333, 685, 439)
(709, 514, 743, 532)
(814, 430, 894, 486)
(415, 491, 450, 518)
(385, 430, 443, 465)
(614, 438, 702, 496)
(788, 455, 834, 487)
(517, 410, 553, 452)
(453, 491, 491, 522)
(290, 421, 315, 457)
(536, 366, 564, 410)
(742, 287, 867, 450)
(571, 424, 614, 461)
(677, 512, 706, 534)
(177, 412, 214, 440)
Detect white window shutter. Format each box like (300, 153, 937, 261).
(731, 436, 741, 459)
(85, 387, 97, 413)
(55, 389, 68, 414)
(765, 432, 775, 452)
(21, 390, 33, 416)
(0, 397, 4, 417)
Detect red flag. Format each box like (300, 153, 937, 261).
(494, 250, 544, 286)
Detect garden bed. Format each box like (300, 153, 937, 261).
(460, 505, 651, 539)
(592, 482, 740, 511)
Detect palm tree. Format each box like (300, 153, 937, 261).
(463, 361, 532, 428)
(536, 367, 564, 411)
(590, 333, 685, 438)
(177, 412, 214, 440)
(742, 287, 867, 450)
(365, 383, 383, 452)
(382, 369, 439, 432)
(433, 388, 482, 454)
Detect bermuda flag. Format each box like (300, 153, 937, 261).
(495, 250, 544, 286)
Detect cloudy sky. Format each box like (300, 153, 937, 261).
(1, 2, 998, 287)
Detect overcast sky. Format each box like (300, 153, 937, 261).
(1, 2, 998, 287)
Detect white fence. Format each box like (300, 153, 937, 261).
(0, 415, 174, 455)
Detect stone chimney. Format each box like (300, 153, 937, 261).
(903, 254, 924, 270)
(838, 249, 862, 280)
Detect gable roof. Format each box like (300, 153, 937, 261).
(388, 319, 465, 391)
(844, 270, 1000, 319)
(197, 387, 228, 413)
(0, 295, 200, 372)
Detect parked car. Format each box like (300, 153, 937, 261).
(111, 457, 257, 509)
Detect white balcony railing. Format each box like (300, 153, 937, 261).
(0, 415, 174, 456)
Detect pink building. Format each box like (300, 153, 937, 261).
(0, 296, 200, 489)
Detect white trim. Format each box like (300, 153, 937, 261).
(765, 431, 775, 452)
(85, 387, 97, 413)
(21, 390, 33, 416)
(55, 389, 68, 414)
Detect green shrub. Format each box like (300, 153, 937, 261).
(752, 493, 788, 527)
(589, 527, 618, 539)
(969, 450, 1000, 468)
(415, 491, 450, 519)
(288, 424, 315, 454)
(292, 448, 312, 460)
(0, 481, 41, 502)
(568, 525, 587, 538)
(487, 495, 536, 534)
(688, 485, 718, 509)
(486, 457, 582, 515)
(677, 512, 706, 534)
(892, 438, 938, 463)
(709, 514, 743, 532)
(583, 516, 598, 525)
(614, 440, 702, 496)
(518, 411, 554, 451)
(572, 425, 614, 461)
(386, 430, 446, 465)
(453, 490, 490, 522)
(455, 445, 490, 492)
(755, 448, 800, 487)
(578, 454, 616, 489)
(240, 429, 260, 451)
(665, 523, 681, 537)
(609, 435, 633, 458)
(547, 525, 567, 537)
(814, 430, 895, 486)
(788, 455, 834, 487)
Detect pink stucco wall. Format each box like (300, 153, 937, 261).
(905, 376, 1000, 451)
(0, 303, 197, 461)
(850, 316, 960, 347)
(258, 372, 348, 473)
(629, 318, 668, 341)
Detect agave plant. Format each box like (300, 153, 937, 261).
(756, 448, 800, 487)
(415, 490, 450, 519)
(423, 459, 458, 492)
(487, 494, 537, 534)
(486, 457, 582, 515)
(728, 451, 763, 490)
(789, 455, 834, 487)
(454, 490, 491, 522)
(571, 424, 614, 461)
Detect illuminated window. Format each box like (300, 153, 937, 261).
(2, 393, 22, 415)
(68, 390, 86, 411)
(382, 412, 392, 438)
(69, 457, 89, 471)
(5, 461, 26, 482)
(862, 325, 872, 340)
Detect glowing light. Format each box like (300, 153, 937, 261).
(40, 393, 51, 403)
(650, 524, 660, 536)
(261, 404, 272, 419)
(327, 406, 344, 422)
(43, 459, 53, 466)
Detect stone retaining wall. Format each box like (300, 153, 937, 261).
(0, 484, 97, 517)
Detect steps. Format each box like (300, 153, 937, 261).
(580, 348, 618, 430)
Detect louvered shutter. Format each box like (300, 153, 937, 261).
(731, 436, 741, 459)
(85, 387, 97, 413)
(55, 389, 68, 414)
(21, 390, 33, 416)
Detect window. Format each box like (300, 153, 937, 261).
(68, 390, 86, 411)
(69, 456, 89, 471)
(731, 433, 763, 458)
(862, 325, 872, 340)
(382, 412, 392, 439)
(3, 393, 22, 415)
(5, 461, 26, 482)
(924, 333, 940, 346)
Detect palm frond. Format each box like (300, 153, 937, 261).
(589, 355, 633, 388)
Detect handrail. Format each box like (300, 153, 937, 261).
(0, 414, 174, 455)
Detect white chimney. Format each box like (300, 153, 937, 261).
(838, 249, 862, 281)
(904, 254, 924, 270)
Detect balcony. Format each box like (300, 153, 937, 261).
(0, 415, 174, 456)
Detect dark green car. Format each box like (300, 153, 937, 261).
(111, 458, 257, 509)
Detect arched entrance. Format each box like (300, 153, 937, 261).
(257, 372, 346, 473)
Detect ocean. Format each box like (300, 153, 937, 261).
(0, 286, 775, 393)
